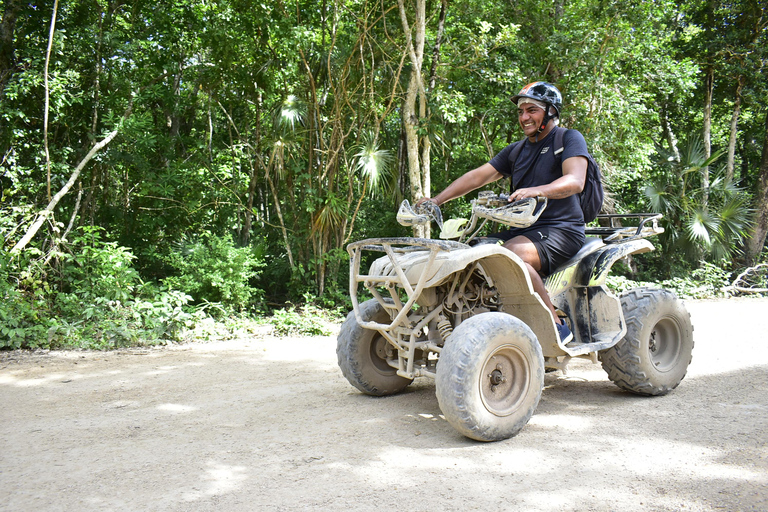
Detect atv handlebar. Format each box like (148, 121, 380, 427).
(397, 193, 665, 245)
(397, 199, 444, 230)
(471, 195, 547, 228)
(397, 194, 546, 232)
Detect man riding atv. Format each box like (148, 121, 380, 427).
(338, 82, 693, 442)
(418, 81, 591, 345)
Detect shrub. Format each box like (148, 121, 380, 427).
(163, 234, 265, 313)
(268, 294, 343, 336)
(60, 226, 140, 302)
(0, 230, 207, 349)
(606, 260, 732, 299)
(0, 250, 53, 348)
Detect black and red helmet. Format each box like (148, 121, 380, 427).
(511, 81, 562, 118)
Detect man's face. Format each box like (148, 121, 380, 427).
(517, 102, 545, 137)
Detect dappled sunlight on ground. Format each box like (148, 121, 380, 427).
(156, 403, 198, 413)
(529, 413, 592, 431)
(182, 461, 249, 502)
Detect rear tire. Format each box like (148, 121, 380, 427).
(436, 313, 544, 442)
(600, 287, 694, 396)
(337, 299, 413, 396)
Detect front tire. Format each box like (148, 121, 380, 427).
(600, 287, 694, 396)
(337, 299, 413, 396)
(436, 313, 544, 442)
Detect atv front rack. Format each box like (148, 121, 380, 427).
(348, 237, 474, 379)
(347, 238, 466, 332)
(586, 213, 664, 243)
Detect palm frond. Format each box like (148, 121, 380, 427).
(312, 195, 346, 235)
(353, 134, 394, 198)
(644, 183, 677, 215)
(709, 172, 744, 200)
(277, 95, 306, 131)
(681, 133, 705, 168)
(715, 194, 752, 242)
(685, 208, 719, 249)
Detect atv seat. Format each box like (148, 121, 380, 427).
(549, 237, 604, 276)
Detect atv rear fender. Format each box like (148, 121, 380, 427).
(546, 237, 656, 356)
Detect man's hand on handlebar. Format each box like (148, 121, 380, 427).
(415, 197, 437, 208)
(509, 187, 545, 202)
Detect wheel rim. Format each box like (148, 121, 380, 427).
(479, 344, 531, 417)
(369, 333, 396, 374)
(648, 316, 682, 372)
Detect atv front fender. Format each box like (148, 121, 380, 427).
(349, 238, 559, 356)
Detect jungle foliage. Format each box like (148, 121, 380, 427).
(1, 0, 767, 348)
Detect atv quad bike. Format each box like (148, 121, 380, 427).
(337, 193, 694, 441)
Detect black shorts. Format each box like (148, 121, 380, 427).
(489, 225, 585, 276)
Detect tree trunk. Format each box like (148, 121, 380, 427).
(702, 67, 713, 207)
(398, 0, 430, 237)
(421, 0, 448, 221)
(11, 117, 128, 253)
(170, 57, 183, 140)
(0, 0, 19, 158)
(0, 0, 22, 95)
(240, 95, 262, 247)
(660, 100, 680, 163)
(419, 78, 431, 214)
(427, 0, 448, 93)
(263, 146, 295, 270)
(726, 80, 743, 182)
(44, 0, 59, 202)
(403, 71, 424, 235)
(745, 109, 768, 264)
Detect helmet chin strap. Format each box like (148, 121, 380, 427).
(535, 104, 555, 141)
(537, 104, 554, 133)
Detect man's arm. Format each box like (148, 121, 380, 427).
(422, 163, 502, 206)
(509, 156, 587, 201)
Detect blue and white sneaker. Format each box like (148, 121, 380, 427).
(556, 321, 573, 344)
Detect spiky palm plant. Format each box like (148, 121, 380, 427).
(353, 133, 395, 198)
(341, 133, 397, 244)
(276, 95, 306, 132)
(645, 134, 752, 263)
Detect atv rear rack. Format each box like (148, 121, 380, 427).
(586, 213, 663, 243)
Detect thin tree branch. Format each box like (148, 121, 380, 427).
(7, 66, 176, 254)
(44, 0, 59, 202)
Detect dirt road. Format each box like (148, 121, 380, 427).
(1, 298, 767, 512)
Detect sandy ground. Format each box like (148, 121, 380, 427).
(1, 298, 767, 512)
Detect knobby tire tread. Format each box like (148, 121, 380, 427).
(336, 299, 412, 396)
(600, 287, 694, 396)
(436, 313, 544, 441)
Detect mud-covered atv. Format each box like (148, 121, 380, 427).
(337, 193, 694, 441)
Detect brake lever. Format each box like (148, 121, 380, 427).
(418, 200, 443, 230)
(396, 199, 444, 230)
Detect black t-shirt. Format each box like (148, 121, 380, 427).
(489, 127, 589, 232)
